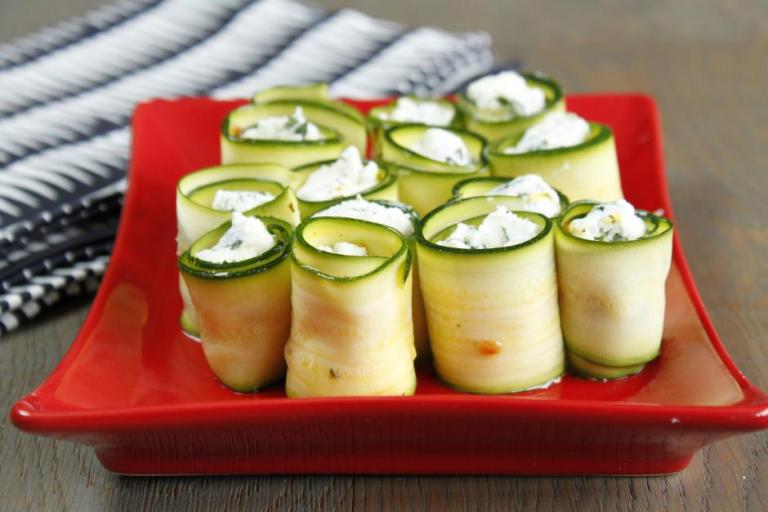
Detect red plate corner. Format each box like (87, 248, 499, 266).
(10, 95, 768, 476)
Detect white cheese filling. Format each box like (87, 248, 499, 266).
(195, 212, 275, 264)
(438, 205, 541, 250)
(485, 175, 562, 218)
(409, 128, 473, 166)
(317, 241, 368, 256)
(211, 190, 275, 212)
(466, 71, 546, 116)
(504, 112, 590, 154)
(568, 200, 647, 242)
(377, 97, 454, 126)
(314, 196, 415, 236)
(239, 106, 322, 141)
(296, 146, 380, 202)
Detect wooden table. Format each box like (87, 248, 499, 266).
(2, 1, 766, 510)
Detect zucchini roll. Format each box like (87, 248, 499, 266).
(179, 213, 293, 392)
(251, 83, 368, 153)
(555, 200, 673, 380)
(312, 197, 430, 361)
(285, 216, 417, 397)
(176, 164, 300, 336)
(367, 96, 460, 157)
(291, 146, 398, 217)
(220, 99, 365, 168)
(453, 174, 569, 218)
(456, 71, 564, 142)
(487, 112, 623, 201)
(381, 125, 488, 216)
(417, 196, 564, 394)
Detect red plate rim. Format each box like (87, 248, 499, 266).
(11, 94, 768, 436)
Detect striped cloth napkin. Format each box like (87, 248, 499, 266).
(0, 0, 494, 334)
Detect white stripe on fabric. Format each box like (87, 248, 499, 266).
(0, 0, 248, 115)
(0, 0, 156, 69)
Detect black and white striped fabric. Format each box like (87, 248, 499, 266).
(0, 0, 494, 334)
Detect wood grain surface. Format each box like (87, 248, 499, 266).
(2, 1, 766, 510)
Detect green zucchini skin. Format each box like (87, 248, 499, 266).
(290, 159, 399, 218)
(456, 72, 565, 142)
(380, 124, 489, 216)
(178, 217, 294, 392)
(452, 176, 569, 217)
(367, 96, 461, 157)
(554, 201, 674, 379)
(416, 196, 565, 394)
(220, 100, 366, 168)
(285, 217, 417, 397)
(175, 164, 300, 336)
(486, 122, 623, 202)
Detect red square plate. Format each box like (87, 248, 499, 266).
(11, 96, 768, 475)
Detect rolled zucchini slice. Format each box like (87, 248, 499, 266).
(487, 121, 623, 201)
(285, 216, 417, 397)
(381, 125, 488, 216)
(456, 72, 564, 142)
(311, 198, 429, 362)
(452, 176, 569, 218)
(555, 201, 673, 379)
(179, 216, 293, 392)
(416, 196, 564, 394)
(251, 84, 368, 154)
(291, 155, 398, 218)
(176, 163, 300, 336)
(367, 96, 460, 157)
(220, 100, 363, 168)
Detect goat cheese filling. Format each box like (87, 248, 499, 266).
(239, 106, 322, 141)
(316, 241, 368, 256)
(438, 205, 541, 249)
(485, 175, 562, 218)
(378, 97, 454, 126)
(504, 112, 590, 154)
(297, 147, 380, 202)
(314, 196, 415, 236)
(467, 71, 546, 116)
(211, 190, 275, 212)
(568, 200, 647, 242)
(409, 128, 473, 166)
(195, 212, 275, 264)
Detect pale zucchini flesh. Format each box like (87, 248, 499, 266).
(487, 122, 623, 201)
(555, 201, 673, 378)
(416, 196, 565, 394)
(285, 217, 416, 397)
(179, 217, 294, 392)
(567, 351, 646, 381)
(310, 199, 430, 362)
